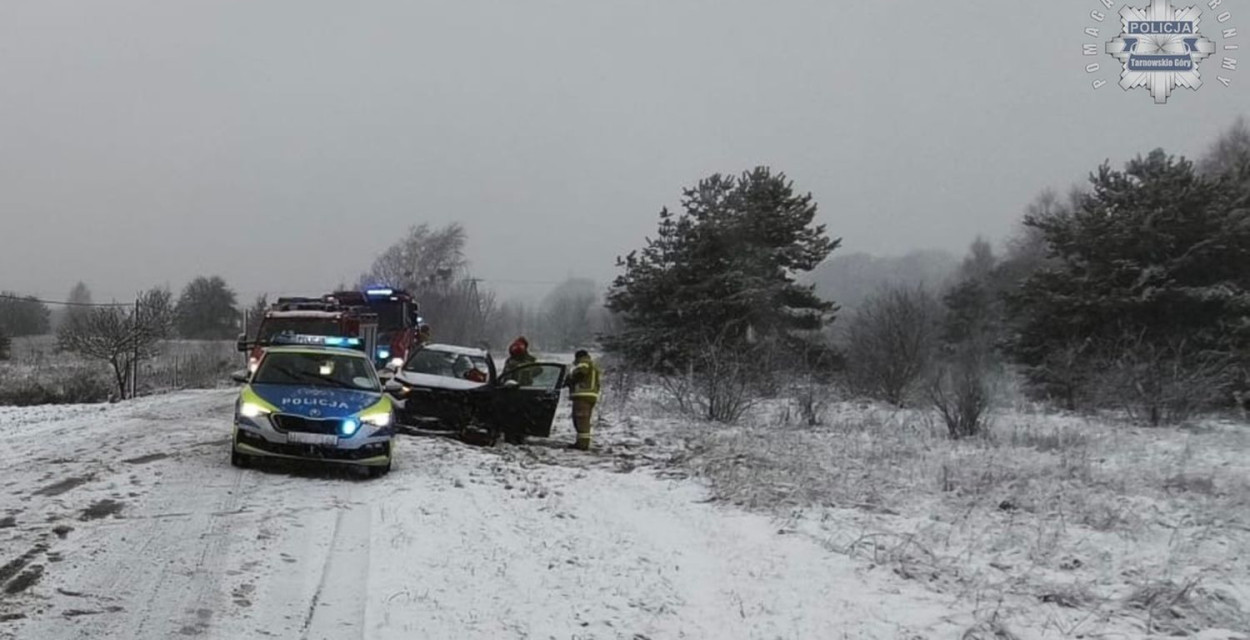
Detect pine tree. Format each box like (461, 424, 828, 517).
(605, 167, 838, 371)
(1007, 149, 1250, 413)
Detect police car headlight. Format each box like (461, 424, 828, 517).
(359, 411, 392, 427)
(240, 402, 271, 418)
(340, 419, 360, 437)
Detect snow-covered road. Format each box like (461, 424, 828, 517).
(0, 390, 962, 639)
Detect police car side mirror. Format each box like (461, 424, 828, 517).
(235, 333, 249, 353)
(383, 380, 404, 394)
(230, 370, 250, 384)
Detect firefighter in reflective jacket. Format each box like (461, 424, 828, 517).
(564, 350, 601, 451)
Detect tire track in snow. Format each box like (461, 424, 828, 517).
(300, 491, 371, 640)
(4, 390, 970, 639)
(7, 392, 257, 639)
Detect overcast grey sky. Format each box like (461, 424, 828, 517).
(1, 0, 1246, 303)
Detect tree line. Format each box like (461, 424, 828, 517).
(0, 277, 244, 343)
(602, 117, 1250, 430)
(10, 115, 1248, 425)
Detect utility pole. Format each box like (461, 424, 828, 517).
(131, 296, 140, 399)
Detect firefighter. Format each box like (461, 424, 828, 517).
(564, 350, 601, 451)
(502, 337, 537, 386)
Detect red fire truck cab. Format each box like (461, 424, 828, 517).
(236, 297, 380, 373)
(324, 287, 421, 370)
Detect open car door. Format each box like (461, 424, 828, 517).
(493, 362, 567, 438)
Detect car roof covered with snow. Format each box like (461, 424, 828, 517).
(420, 343, 491, 357)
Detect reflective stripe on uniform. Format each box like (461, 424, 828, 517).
(570, 361, 601, 401)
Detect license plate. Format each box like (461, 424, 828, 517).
(287, 433, 338, 446)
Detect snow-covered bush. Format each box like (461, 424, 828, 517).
(0, 366, 112, 405)
(842, 285, 942, 407)
(928, 345, 994, 438)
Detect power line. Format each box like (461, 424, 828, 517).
(475, 277, 566, 286)
(0, 293, 132, 307)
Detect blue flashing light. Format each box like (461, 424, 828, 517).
(272, 334, 362, 348)
(340, 418, 360, 437)
(323, 336, 362, 347)
(365, 288, 394, 297)
(377, 348, 391, 360)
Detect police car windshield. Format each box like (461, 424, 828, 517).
(259, 318, 339, 342)
(404, 348, 489, 380)
(253, 351, 380, 392)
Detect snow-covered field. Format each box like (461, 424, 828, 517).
(645, 393, 1250, 639)
(3, 375, 1249, 639)
(0, 335, 238, 405)
(0, 389, 974, 640)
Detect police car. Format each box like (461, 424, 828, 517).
(230, 336, 395, 477)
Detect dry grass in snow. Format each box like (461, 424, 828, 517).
(601, 384, 1250, 638)
(0, 335, 238, 405)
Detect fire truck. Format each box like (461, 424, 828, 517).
(236, 296, 380, 373)
(324, 287, 421, 370)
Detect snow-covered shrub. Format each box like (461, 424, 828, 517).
(1088, 334, 1234, 426)
(0, 366, 111, 405)
(842, 285, 942, 407)
(139, 340, 237, 392)
(928, 344, 995, 439)
(656, 340, 760, 423)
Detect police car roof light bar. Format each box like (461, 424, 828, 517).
(270, 333, 362, 347)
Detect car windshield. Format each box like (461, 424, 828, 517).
(258, 318, 340, 343)
(253, 351, 380, 391)
(403, 348, 490, 381)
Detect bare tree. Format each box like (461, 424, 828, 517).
(487, 300, 536, 351)
(358, 223, 503, 345)
(245, 294, 268, 339)
(929, 344, 993, 439)
(1198, 115, 1250, 178)
(539, 278, 598, 350)
(659, 325, 762, 423)
(359, 223, 468, 292)
(843, 285, 943, 406)
(432, 278, 496, 347)
(57, 288, 173, 399)
(788, 338, 839, 426)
